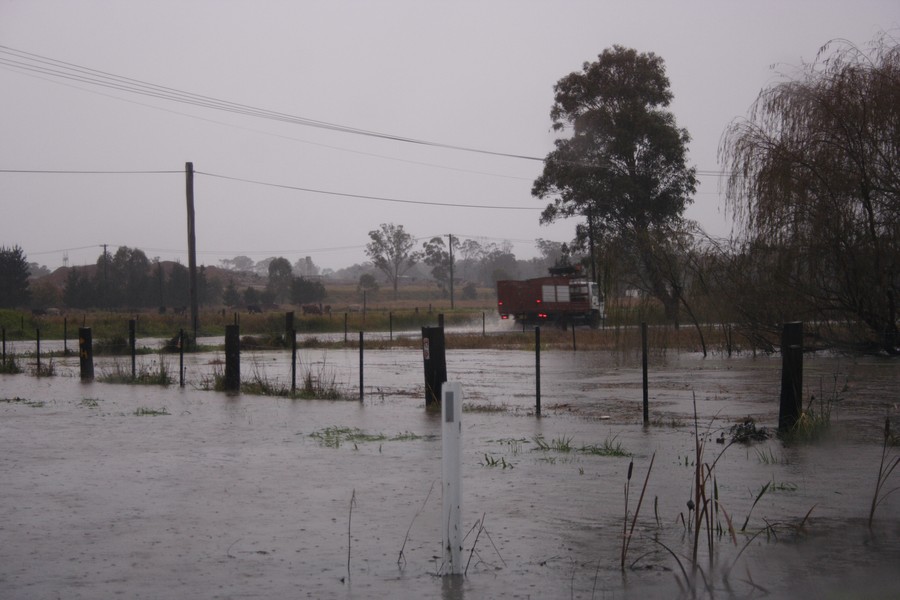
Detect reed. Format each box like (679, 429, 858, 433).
(346, 489, 356, 583)
(868, 416, 900, 529)
(686, 394, 739, 572)
(397, 481, 436, 569)
(620, 452, 656, 570)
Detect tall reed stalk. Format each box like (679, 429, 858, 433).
(621, 452, 656, 570)
(868, 417, 900, 529)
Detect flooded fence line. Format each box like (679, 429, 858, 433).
(3, 311, 806, 425)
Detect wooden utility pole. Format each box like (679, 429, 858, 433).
(102, 243, 108, 310)
(447, 233, 455, 310)
(587, 208, 597, 286)
(186, 162, 199, 339)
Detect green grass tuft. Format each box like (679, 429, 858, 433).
(309, 426, 428, 448)
(532, 434, 629, 457)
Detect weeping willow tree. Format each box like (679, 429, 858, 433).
(720, 35, 900, 353)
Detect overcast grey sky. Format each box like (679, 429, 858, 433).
(2, 1, 898, 272)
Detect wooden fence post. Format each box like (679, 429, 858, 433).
(285, 311, 294, 343)
(224, 324, 240, 392)
(291, 328, 297, 394)
(179, 329, 185, 387)
(79, 327, 94, 381)
(359, 331, 364, 402)
(422, 326, 447, 409)
(129, 319, 136, 380)
(779, 322, 804, 432)
(535, 326, 541, 417)
(642, 322, 649, 426)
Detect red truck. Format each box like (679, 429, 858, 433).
(497, 265, 605, 328)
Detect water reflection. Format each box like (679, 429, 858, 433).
(441, 573, 465, 600)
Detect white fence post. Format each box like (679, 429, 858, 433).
(442, 381, 463, 574)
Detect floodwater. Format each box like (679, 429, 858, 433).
(1, 341, 898, 599)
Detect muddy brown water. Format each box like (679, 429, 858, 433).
(1, 345, 898, 599)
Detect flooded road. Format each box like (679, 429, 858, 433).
(1, 346, 898, 598)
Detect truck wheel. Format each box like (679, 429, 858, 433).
(589, 310, 602, 329)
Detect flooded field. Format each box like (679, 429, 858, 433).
(1, 341, 898, 599)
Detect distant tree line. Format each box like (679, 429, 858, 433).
(220, 257, 326, 308)
(360, 224, 561, 301)
(60, 246, 221, 310)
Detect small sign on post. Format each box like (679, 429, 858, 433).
(442, 381, 463, 575)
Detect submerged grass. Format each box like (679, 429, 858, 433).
(481, 454, 514, 469)
(200, 359, 349, 400)
(0, 396, 44, 408)
(98, 357, 174, 386)
(580, 437, 630, 457)
(309, 426, 427, 448)
(0, 354, 24, 374)
(532, 434, 630, 457)
(783, 374, 844, 443)
(134, 406, 170, 416)
(462, 402, 508, 413)
(30, 357, 56, 377)
(755, 445, 787, 465)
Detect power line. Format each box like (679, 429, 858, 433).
(0, 169, 180, 174)
(195, 170, 542, 211)
(0, 166, 726, 211)
(0, 44, 546, 163)
(0, 166, 541, 210)
(1, 45, 743, 184)
(6, 60, 537, 183)
(27, 244, 105, 256)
